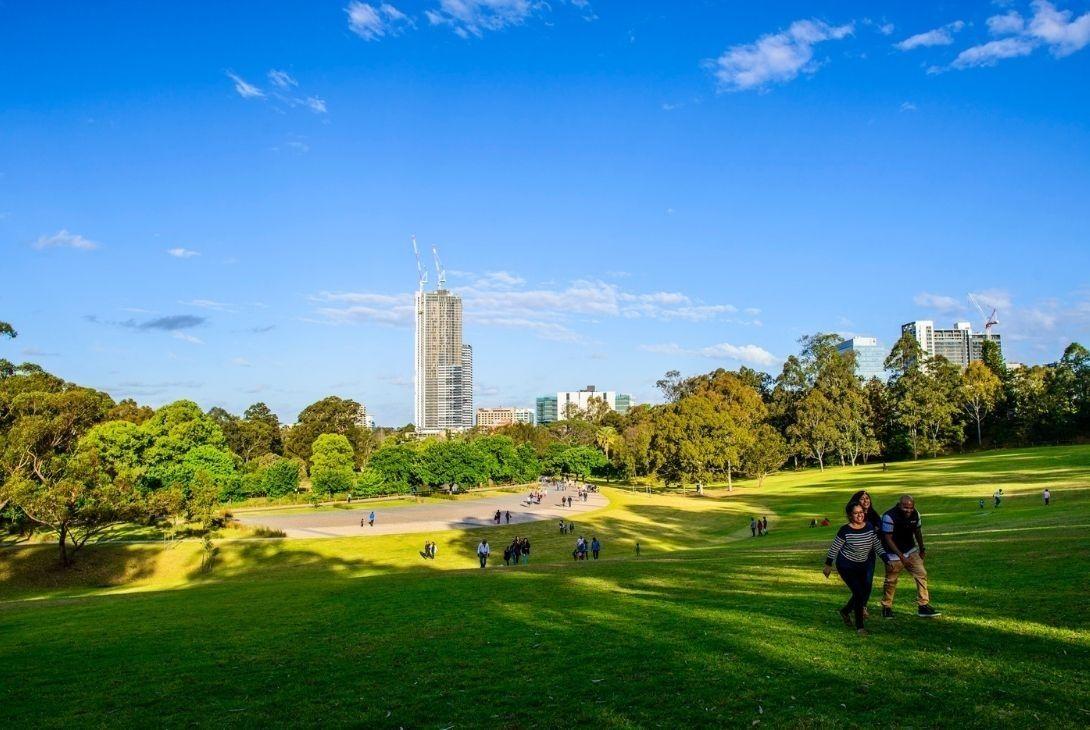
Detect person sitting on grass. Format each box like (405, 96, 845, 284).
(823, 502, 888, 636)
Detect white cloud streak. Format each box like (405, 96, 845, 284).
(226, 71, 264, 99)
(425, 0, 541, 38)
(167, 247, 200, 258)
(951, 1, 1090, 70)
(32, 229, 99, 251)
(711, 19, 855, 91)
(894, 20, 965, 51)
(346, 2, 413, 40)
(639, 342, 779, 367)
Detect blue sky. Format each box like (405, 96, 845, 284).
(3, 1, 1090, 425)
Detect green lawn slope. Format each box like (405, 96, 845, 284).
(2, 445, 1088, 727)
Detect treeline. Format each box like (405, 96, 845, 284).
(3, 315, 1089, 565)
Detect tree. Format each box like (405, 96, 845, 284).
(368, 443, 420, 492)
(960, 361, 1002, 446)
(787, 389, 839, 470)
(310, 433, 355, 495)
(0, 321, 15, 339)
(285, 396, 370, 467)
(262, 458, 301, 497)
(655, 370, 686, 403)
(741, 424, 788, 487)
(2, 449, 148, 565)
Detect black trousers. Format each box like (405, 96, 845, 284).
(837, 557, 874, 629)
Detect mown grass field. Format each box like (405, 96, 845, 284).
(2, 446, 1089, 727)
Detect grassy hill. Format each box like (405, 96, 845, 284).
(2, 446, 1088, 726)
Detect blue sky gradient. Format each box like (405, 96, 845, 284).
(3, 1, 1089, 424)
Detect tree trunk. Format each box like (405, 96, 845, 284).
(976, 414, 983, 447)
(58, 524, 69, 567)
(726, 460, 733, 492)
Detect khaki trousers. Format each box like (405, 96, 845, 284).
(882, 553, 929, 608)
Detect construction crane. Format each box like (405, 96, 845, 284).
(969, 293, 999, 333)
(411, 235, 427, 291)
(432, 245, 446, 290)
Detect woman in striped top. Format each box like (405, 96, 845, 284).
(823, 502, 885, 635)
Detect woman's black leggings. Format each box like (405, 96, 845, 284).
(837, 558, 875, 629)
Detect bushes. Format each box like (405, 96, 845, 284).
(310, 434, 355, 496)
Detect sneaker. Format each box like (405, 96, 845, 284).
(917, 604, 942, 618)
(839, 607, 853, 626)
(882, 607, 893, 619)
(856, 628, 869, 637)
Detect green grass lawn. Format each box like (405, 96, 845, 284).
(2, 446, 1089, 727)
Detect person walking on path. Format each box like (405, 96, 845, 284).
(880, 495, 941, 618)
(591, 536, 601, 560)
(505, 510, 512, 524)
(521, 538, 530, 565)
(477, 540, 490, 568)
(368, 511, 376, 528)
(824, 501, 886, 635)
(1043, 488, 1051, 506)
(750, 518, 757, 537)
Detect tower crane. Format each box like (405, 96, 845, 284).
(969, 293, 999, 333)
(432, 245, 446, 290)
(412, 236, 427, 291)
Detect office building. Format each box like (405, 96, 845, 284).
(476, 407, 535, 429)
(902, 320, 1001, 368)
(536, 395, 558, 425)
(414, 286, 473, 434)
(836, 337, 886, 381)
(615, 393, 633, 415)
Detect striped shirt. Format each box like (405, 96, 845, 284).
(825, 525, 884, 566)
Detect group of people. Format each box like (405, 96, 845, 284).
(360, 510, 376, 528)
(524, 491, 545, 506)
(809, 517, 831, 527)
(824, 490, 940, 636)
(503, 537, 531, 566)
(572, 535, 601, 560)
(493, 509, 513, 524)
(558, 518, 576, 534)
(749, 516, 769, 536)
(419, 541, 438, 559)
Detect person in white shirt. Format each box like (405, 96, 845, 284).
(477, 540, 490, 568)
(1043, 488, 1051, 506)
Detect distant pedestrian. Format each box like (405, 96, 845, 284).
(635, 541, 641, 558)
(505, 510, 512, 524)
(993, 489, 1003, 508)
(750, 518, 757, 537)
(979, 498, 985, 510)
(368, 511, 375, 527)
(495, 509, 502, 525)
(762, 516, 769, 534)
(430, 541, 437, 559)
(477, 540, 490, 568)
(591, 537, 601, 560)
(521, 538, 530, 565)
(503, 545, 512, 566)
(1043, 488, 1051, 506)
(559, 519, 566, 534)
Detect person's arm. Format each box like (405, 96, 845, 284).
(881, 515, 908, 562)
(915, 514, 925, 558)
(824, 529, 845, 576)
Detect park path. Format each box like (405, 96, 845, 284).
(236, 489, 609, 538)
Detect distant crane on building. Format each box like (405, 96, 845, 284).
(969, 293, 999, 333)
(432, 245, 446, 290)
(412, 236, 427, 292)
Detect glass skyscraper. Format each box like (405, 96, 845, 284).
(837, 337, 886, 382)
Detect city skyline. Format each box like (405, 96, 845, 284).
(3, 2, 1089, 424)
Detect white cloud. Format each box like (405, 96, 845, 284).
(32, 229, 99, 251)
(226, 71, 264, 99)
(951, 36, 1037, 68)
(172, 332, 204, 345)
(900, 101, 918, 112)
(267, 69, 298, 88)
(969, 289, 1012, 311)
(640, 342, 779, 367)
(914, 292, 963, 312)
(1027, 0, 1090, 56)
(878, 23, 895, 36)
(346, 2, 413, 40)
(425, 0, 540, 38)
(710, 19, 855, 91)
(231, 357, 253, 367)
(304, 96, 328, 114)
(167, 247, 200, 258)
(310, 277, 758, 340)
(895, 20, 965, 51)
(181, 299, 232, 311)
(988, 11, 1025, 35)
(951, 1, 1090, 71)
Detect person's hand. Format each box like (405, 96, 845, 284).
(919, 549, 926, 559)
(823, 565, 832, 578)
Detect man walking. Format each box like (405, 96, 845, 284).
(591, 536, 601, 560)
(750, 517, 757, 537)
(880, 495, 940, 618)
(1043, 488, 1051, 506)
(368, 510, 376, 527)
(477, 539, 490, 568)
